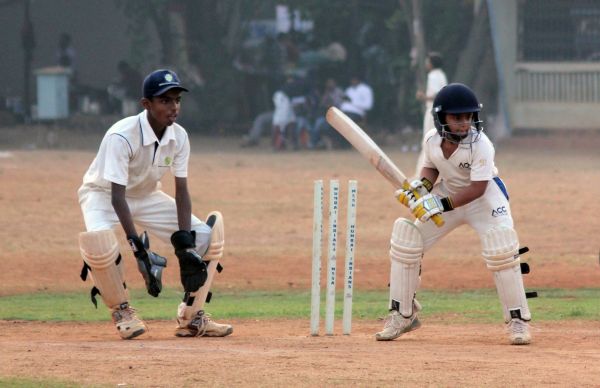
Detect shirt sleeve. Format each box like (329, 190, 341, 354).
(420, 129, 437, 169)
(171, 131, 190, 178)
(470, 139, 495, 181)
(103, 134, 131, 186)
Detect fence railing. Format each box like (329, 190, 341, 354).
(515, 62, 600, 102)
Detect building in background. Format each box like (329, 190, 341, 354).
(489, 0, 600, 131)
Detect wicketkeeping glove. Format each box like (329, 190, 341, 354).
(128, 232, 167, 297)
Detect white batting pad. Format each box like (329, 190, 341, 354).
(389, 218, 423, 317)
(79, 230, 128, 309)
(481, 226, 531, 321)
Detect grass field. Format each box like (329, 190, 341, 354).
(2, 288, 600, 322)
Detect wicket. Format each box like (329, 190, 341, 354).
(311, 179, 358, 336)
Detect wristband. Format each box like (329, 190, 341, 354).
(440, 197, 454, 212)
(420, 177, 433, 192)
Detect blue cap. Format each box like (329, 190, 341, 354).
(142, 69, 188, 98)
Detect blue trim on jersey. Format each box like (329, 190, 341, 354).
(113, 133, 133, 157)
(493, 176, 509, 201)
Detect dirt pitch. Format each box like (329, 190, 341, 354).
(1, 128, 600, 386)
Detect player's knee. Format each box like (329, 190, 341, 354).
(390, 218, 423, 265)
(481, 226, 520, 271)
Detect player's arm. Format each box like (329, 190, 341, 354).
(420, 167, 439, 188)
(111, 182, 138, 237)
(446, 180, 488, 209)
(174, 176, 192, 231)
(111, 182, 166, 297)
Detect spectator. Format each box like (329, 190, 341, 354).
(56, 33, 78, 111)
(309, 78, 345, 149)
(56, 33, 76, 71)
(322, 75, 373, 149)
(415, 52, 447, 174)
(277, 33, 300, 70)
(271, 83, 296, 150)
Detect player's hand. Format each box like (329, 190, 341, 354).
(171, 230, 208, 293)
(412, 193, 453, 223)
(395, 178, 432, 208)
(128, 232, 167, 297)
(394, 186, 417, 208)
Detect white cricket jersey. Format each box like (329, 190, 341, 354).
(422, 128, 498, 195)
(80, 110, 190, 197)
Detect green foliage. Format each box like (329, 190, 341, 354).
(1, 288, 600, 323)
(114, 0, 479, 131)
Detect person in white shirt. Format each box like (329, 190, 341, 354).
(376, 83, 533, 346)
(323, 75, 373, 148)
(415, 52, 448, 174)
(77, 69, 232, 340)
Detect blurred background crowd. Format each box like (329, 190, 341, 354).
(2, 0, 600, 147)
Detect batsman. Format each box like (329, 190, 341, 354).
(77, 69, 232, 339)
(376, 84, 532, 345)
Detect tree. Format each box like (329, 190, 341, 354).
(116, 0, 480, 133)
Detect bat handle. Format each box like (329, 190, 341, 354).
(431, 214, 445, 227)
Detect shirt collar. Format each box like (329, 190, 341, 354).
(139, 110, 176, 146)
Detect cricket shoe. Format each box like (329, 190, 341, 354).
(175, 310, 233, 338)
(111, 302, 147, 340)
(507, 318, 531, 345)
(375, 310, 421, 341)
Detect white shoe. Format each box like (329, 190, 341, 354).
(375, 310, 421, 341)
(507, 318, 531, 345)
(111, 303, 147, 340)
(175, 310, 233, 338)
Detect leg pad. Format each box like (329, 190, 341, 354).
(79, 230, 128, 309)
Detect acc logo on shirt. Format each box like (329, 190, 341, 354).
(491, 206, 508, 217)
(163, 156, 172, 166)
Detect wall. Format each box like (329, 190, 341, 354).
(0, 1, 159, 107)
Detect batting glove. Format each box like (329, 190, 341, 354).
(395, 177, 434, 208)
(412, 193, 454, 222)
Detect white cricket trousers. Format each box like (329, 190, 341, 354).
(78, 188, 211, 252)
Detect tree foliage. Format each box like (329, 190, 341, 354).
(117, 0, 478, 133)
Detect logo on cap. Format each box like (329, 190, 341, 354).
(165, 73, 174, 82)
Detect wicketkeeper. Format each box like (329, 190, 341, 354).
(376, 83, 532, 345)
(77, 69, 232, 339)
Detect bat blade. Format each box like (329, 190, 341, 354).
(325, 107, 407, 189)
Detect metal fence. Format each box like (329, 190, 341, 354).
(518, 0, 600, 62)
(515, 63, 600, 102)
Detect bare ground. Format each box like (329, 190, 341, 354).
(1, 129, 600, 386)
